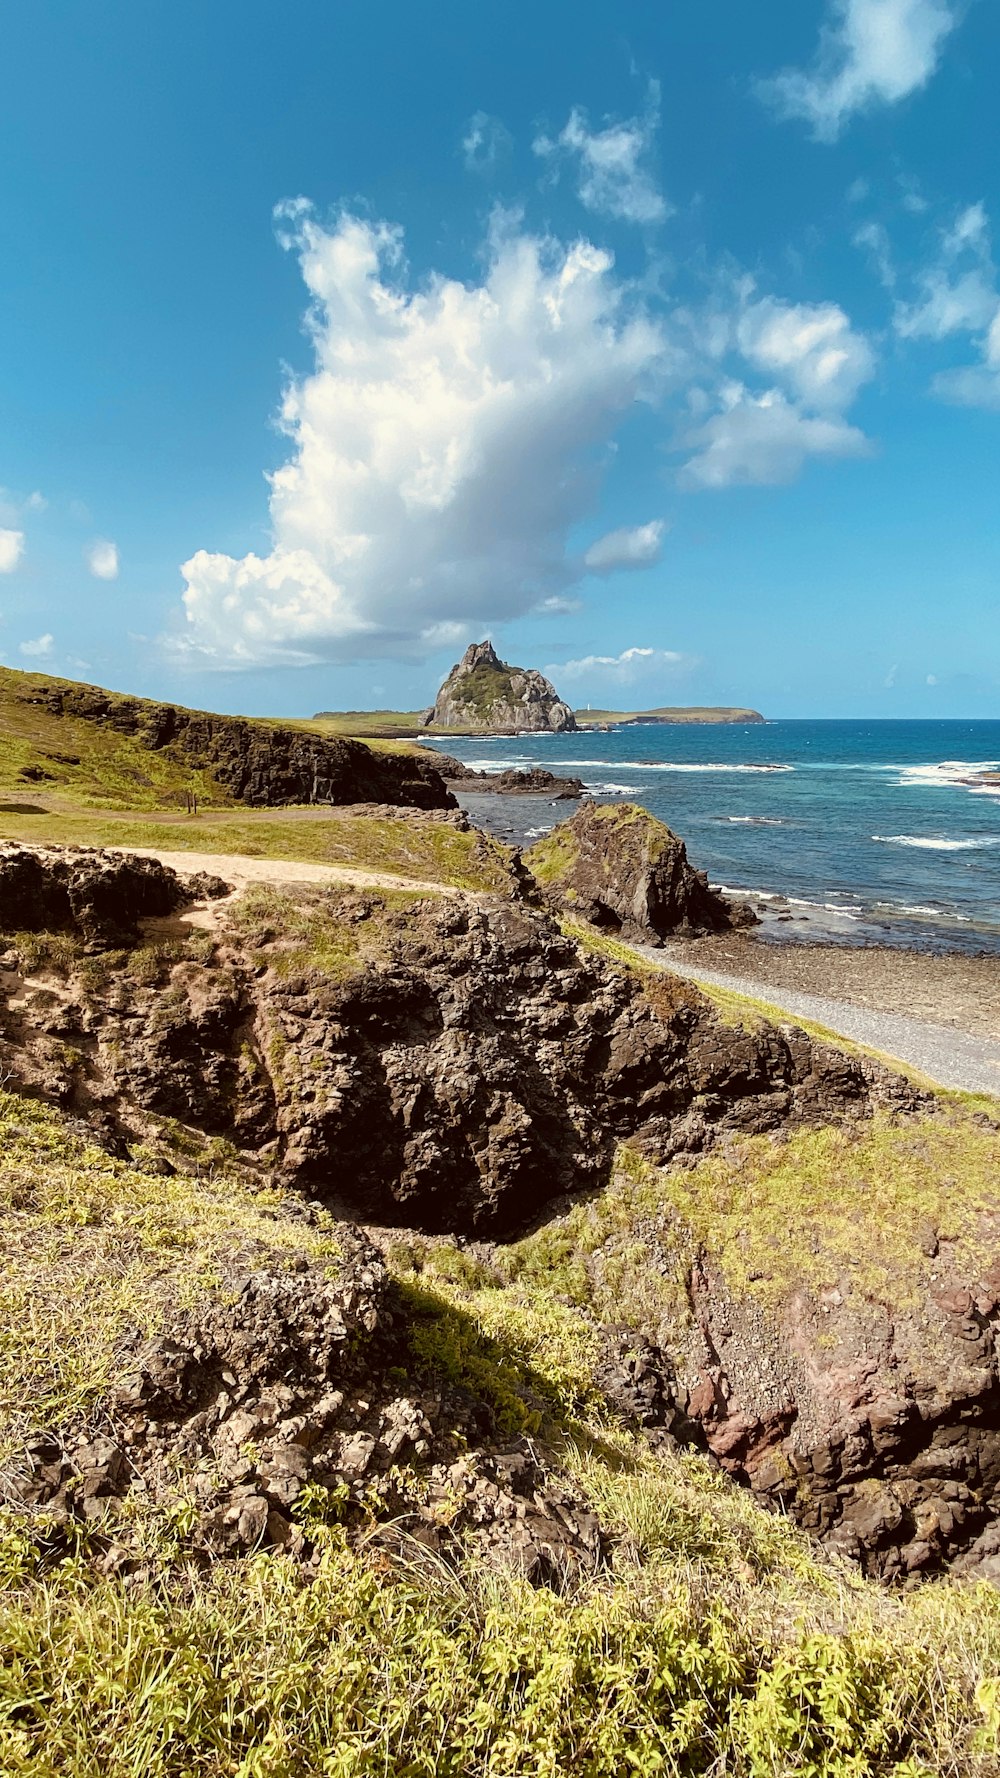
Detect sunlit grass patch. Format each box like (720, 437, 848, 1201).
(0, 1091, 339, 1463)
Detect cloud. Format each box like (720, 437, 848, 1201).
(0, 488, 45, 526)
(550, 644, 688, 684)
(933, 308, 1000, 408)
(0, 528, 25, 573)
(86, 537, 120, 580)
(533, 89, 667, 225)
(760, 0, 959, 141)
(583, 519, 666, 573)
(176, 203, 667, 667)
(678, 292, 875, 488)
(679, 385, 872, 489)
(895, 207, 996, 340)
(20, 633, 53, 657)
(894, 201, 1000, 408)
(736, 295, 875, 409)
(854, 220, 897, 288)
(462, 112, 511, 173)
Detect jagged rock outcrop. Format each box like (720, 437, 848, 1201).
(435, 758, 584, 799)
(0, 847, 916, 1237)
(679, 1254, 1000, 1583)
(9, 845, 1000, 1583)
(18, 679, 454, 809)
(525, 802, 755, 944)
(0, 844, 228, 948)
(16, 1235, 608, 1580)
(422, 642, 577, 733)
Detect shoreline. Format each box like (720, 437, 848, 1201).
(660, 929, 1000, 1045)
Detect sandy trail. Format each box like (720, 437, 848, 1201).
(107, 846, 459, 899)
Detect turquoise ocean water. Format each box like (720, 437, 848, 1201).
(426, 720, 1000, 953)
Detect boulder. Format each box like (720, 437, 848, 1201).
(525, 802, 755, 944)
(422, 641, 577, 733)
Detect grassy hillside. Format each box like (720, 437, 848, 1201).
(0, 666, 238, 810)
(1, 1085, 999, 1773)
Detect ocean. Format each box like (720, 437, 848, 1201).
(424, 719, 1000, 954)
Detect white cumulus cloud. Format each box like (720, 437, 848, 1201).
(760, 0, 959, 141)
(0, 528, 25, 574)
(20, 633, 53, 658)
(533, 91, 667, 226)
(737, 296, 876, 409)
(679, 292, 875, 488)
(552, 645, 687, 684)
(679, 385, 872, 489)
(583, 520, 666, 574)
(86, 538, 120, 580)
(176, 203, 667, 667)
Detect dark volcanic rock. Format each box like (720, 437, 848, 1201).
(674, 1254, 1000, 1583)
(525, 802, 755, 944)
(0, 853, 919, 1237)
(435, 757, 584, 798)
(19, 681, 454, 810)
(0, 845, 206, 948)
(18, 1236, 609, 1580)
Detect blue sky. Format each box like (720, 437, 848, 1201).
(1, 0, 998, 718)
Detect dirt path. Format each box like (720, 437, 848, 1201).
(107, 846, 459, 899)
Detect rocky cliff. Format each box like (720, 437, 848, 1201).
(17, 677, 454, 810)
(525, 802, 755, 943)
(8, 844, 1000, 1587)
(422, 641, 577, 733)
(0, 846, 904, 1235)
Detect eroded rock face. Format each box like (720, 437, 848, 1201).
(19, 680, 454, 810)
(422, 641, 577, 733)
(678, 1257, 1000, 1582)
(526, 803, 755, 944)
(17, 1238, 607, 1582)
(0, 845, 227, 948)
(0, 850, 916, 1236)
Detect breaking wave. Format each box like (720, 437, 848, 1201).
(872, 835, 1000, 852)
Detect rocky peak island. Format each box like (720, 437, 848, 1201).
(422, 640, 577, 733)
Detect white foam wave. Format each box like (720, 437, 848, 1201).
(872, 834, 1000, 852)
(722, 815, 788, 826)
(895, 760, 1000, 797)
(584, 782, 640, 794)
(554, 760, 793, 774)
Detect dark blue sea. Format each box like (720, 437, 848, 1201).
(425, 720, 1000, 954)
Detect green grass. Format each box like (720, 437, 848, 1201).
(225, 882, 434, 981)
(575, 706, 765, 725)
(0, 805, 519, 893)
(2, 1087, 1000, 1772)
(526, 803, 677, 895)
(0, 667, 234, 811)
(0, 1090, 341, 1468)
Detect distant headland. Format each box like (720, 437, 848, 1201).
(314, 640, 764, 735)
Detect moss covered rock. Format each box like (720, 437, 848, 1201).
(525, 801, 755, 944)
(422, 641, 577, 733)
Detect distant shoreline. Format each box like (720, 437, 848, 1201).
(312, 705, 765, 739)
